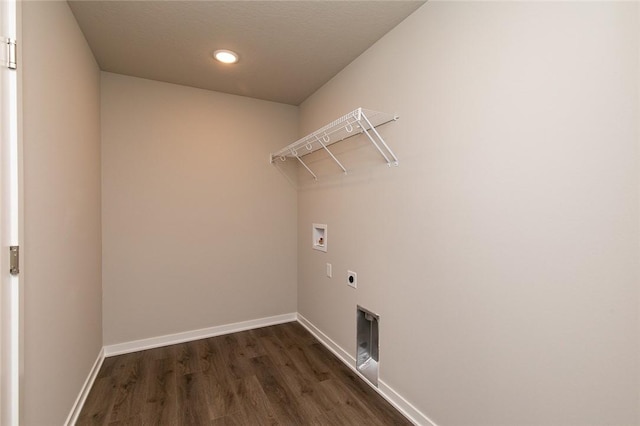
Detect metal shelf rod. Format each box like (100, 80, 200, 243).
(294, 151, 317, 180)
(357, 119, 392, 165)
(360, 111, 399, 166)
(315, 135, 347, 174)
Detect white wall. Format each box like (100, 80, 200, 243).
(298, 2, 640, 425)
(101, 73, 298, 345)
(21, 2, 102, 424)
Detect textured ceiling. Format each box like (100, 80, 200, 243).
(68, 1, 425, 105)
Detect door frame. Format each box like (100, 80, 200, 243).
(1, 0, 23, 424)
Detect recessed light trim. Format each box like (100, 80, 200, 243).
(213, 49, 239, 64)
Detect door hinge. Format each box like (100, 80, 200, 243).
(6, 38, 17, 70)
(9, 246, 19, 276)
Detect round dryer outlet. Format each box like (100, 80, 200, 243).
(347, 270, 357, 289)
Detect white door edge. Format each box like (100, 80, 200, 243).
(1, 0, 21, 424)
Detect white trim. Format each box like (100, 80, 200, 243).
(297, 313, 357, 366)
(64, 347, 105, 426)
(103, 313, 297, 357)
(376, 380, 437, 426)
(296, 313, 437, 426)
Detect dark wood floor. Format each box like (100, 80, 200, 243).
(77, 321, 412, 425)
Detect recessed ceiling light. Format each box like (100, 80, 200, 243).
(213, 49, 239, 64)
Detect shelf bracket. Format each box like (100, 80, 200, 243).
(292, 149, 317, 180)
(315, 135, 347, 174)
(359, 111, 399, 167)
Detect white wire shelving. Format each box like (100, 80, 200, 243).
(270, 108, 399, 180)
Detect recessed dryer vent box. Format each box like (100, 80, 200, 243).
(312, 224, 327, 252)
(357, 305, 379, 387)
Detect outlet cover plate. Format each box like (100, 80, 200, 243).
(347, 270, 357, 289)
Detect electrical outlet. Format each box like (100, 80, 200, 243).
(326, 263, 332, 278)
(347, 270, 357, 289)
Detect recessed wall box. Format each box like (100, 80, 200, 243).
(312, 224, 327, 252)
(357, 305, 380, 387)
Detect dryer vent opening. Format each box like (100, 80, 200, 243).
(356, 305, 379, 387)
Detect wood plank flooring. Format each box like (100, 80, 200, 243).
(77, 322, 412, 425)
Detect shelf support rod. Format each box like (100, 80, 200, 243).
(292, 150, 317, 180)
(315, 135, 347, 174)
(357, 119, 392, 166)
(360, 111, 399, 166)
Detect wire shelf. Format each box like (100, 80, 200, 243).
(270, 108, 399, 180)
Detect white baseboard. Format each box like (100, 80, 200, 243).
(296, 313, 437, 426)
(64, 347, 105, 426)
(103, 312, 297, 357)
(296, 313, 357, 366)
